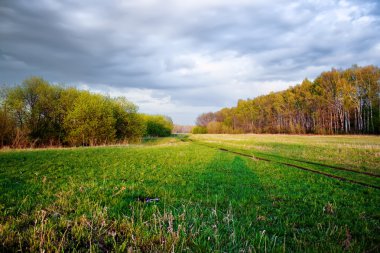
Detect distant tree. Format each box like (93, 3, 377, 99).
(111, 97, 145, 142)
(191, 126, 207, 134)
(57, 87, 82, 143)
(1, 77, 147, 148)
(173, 125, 193, 133)
(195, 65, 380, 135)
(235, 99, 259, 133)
(206, 121, 223, 134)
(196, 112, 216, 127)
(64, 92, 116, 146)
(4, 77, 65, 146)
(144, 115, 173, 137)
(0, 86, 16, 147)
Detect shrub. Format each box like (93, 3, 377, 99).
(192, 126, 207, 134)
(143, 115, 173, 137)
(64, 92, 116, 146)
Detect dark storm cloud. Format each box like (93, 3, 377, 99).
(1, 0, 379, 124)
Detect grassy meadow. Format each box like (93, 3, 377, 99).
(0, 135, 379, 252)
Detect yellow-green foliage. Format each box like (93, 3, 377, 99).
(143, 114, 173, 137)
(111, 97, 146, 142)
(196, 65, 380, 134)
(64, 92, 116, 146)
(191, 126, 207, 134)
(0, 77, 146, 147)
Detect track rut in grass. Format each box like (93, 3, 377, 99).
(188, 139, 380, 178)
(188, 139, 380, 190)
(252, 152, 380, 178)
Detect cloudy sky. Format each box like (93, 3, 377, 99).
(1, 0, 379, 124)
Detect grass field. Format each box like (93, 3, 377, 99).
(1, 135, 379, 252)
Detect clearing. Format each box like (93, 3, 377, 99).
(0, 135, 379, 252)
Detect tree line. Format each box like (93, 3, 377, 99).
(0, 77, 173, 148)
(194, 65, 380, 134)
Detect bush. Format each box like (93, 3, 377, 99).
(143, 115, 173, 137)
(192, 126, 207, 134)
(111, 97, 145, 143)
(64, 92, 116, 146)
(2, 77, 145, 147)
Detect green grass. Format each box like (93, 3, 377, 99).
(191, 134, 380, 174)
(189, 134, 380, 189)
(1, 136, 379, 252)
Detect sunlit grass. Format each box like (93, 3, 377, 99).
(191, 134, 380, 174)
(1, 136, 379, 252)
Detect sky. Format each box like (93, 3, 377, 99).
(1, 0, 380, 125)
